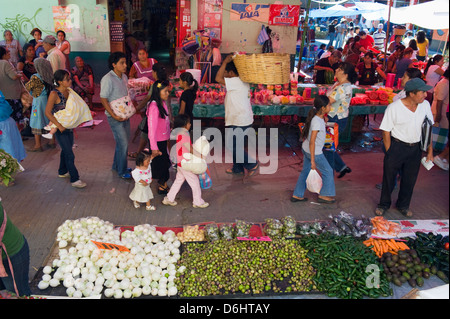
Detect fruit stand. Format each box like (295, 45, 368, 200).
(170, 82, 399, 143)
(26, 214, 449, 300)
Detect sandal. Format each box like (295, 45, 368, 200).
(146, 205, 156, 211)
(128, 152, 138, 159)
(247, 162, 260, 177)
(398, 208, 413, 218)
(291, 196, 308, 202)
(158, 185, 170, 195)
(375, 207, 386, 216)
(225, 168, 244, 175)
(27, 147, 43, 152)
(317, 197, 336, 204)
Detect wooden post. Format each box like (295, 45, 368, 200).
(383, 0, 393, 72)
(297, 0, 312, 72)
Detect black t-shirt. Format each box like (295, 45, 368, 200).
(18, 56, 37, 80)
(179, 89, 195, 123)
(314, 57, 339, 84)
(328, 24, 336, 33)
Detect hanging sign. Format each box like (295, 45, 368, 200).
(230, 3, 271, 22)
(268, 4, 300, 26)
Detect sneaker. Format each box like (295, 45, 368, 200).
(120, 173, 132, 179)
(42, 133, 53, 140)
(434, 156, 449, 171)
(193, 202, 209, 208)
(43, 125, 52, 131)
(71, 180, 87, 188)
(133, 201, 140, 208)
(162, 196, 177, 206)
(58, 172, 70, 178)
(146, 205, 156, 211)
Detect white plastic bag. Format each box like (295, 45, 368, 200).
(306, 169, 322, 194)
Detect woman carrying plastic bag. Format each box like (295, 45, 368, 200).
(291, 95, 336, 204)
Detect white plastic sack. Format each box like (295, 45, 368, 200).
(180, 136, 210, 175)
(306, 169, 322, 194)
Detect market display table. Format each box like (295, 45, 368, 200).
(171, 103, 388, 143)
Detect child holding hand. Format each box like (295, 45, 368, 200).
(129, 150, 158, 211)
(162, 114, 209, 208)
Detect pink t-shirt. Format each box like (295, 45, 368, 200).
(176, 130, 191, 167)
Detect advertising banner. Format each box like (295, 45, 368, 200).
(230, 3, 270, 23)
(268, 4, 300, 26)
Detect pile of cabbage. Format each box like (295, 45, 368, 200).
(38, 217, 185, 298)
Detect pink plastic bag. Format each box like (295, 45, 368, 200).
(306, 169, 322, 194)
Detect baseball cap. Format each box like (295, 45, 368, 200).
(43, 35, 56, 45)
(404, 78, 433, 92)
(378, 23, 383, 28)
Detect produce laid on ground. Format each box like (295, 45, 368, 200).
(176, 239, 316, 297)
(363, 237, 410, 258)
(37, 218, 183, 298)
(299, 233, 392, 299)
(31, 216, 449, 299)
(406, 232, 449, 283)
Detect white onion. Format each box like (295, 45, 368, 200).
(38, 280, 50, 290)
(49, 278, 60, 288)
(43, 266, 53, 274)
(142, 285, 151, 295)
(168, 286, 177, 296)
(104, 288, 114, 298)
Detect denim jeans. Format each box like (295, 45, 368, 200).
(107, 116, 131, 176)
(335, 33, 345, 49)
(293, 150, 336, 198)
(54, 129, 79, 183)
(327, 32, 336, 48)
(225, 125, 257, 173)
(0, 237, 32, 296)
(323, 115, 348, 173)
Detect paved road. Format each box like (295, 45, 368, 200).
(0, 111, 448, 282)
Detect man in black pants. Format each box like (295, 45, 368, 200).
(375, 78, 434, 217)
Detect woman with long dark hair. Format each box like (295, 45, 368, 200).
(147, 80, 172, 194)
(415, 30, 429, 62)
(292, 95, 336, 203)
(424, 54, 445, 104)
(178, 71, 199, 124)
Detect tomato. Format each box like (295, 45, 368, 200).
(445, 242, 449, 250)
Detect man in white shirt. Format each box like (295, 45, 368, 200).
(376, 78, 434, 218)
(42, 35, 66, 73)
(373, 23, 386, 49)
(215, 54, 259, 176)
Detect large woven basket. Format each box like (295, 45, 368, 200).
(233, 53, 291, 85)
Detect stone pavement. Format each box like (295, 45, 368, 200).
(0, 111, 448, 281)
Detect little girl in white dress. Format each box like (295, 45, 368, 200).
(129, 151, 157, 210)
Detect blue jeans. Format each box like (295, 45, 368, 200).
(107, 116, 130, 176)
(327, 32, 336, 48)
(323, 115, 348, 173)
(293, 150, 336, 198)
(0, 237, 31, 296)
(335, 33, 345, 49)
(225, 125, 257, 173)
(54, 129, 79, 183)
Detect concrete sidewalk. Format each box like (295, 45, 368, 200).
(1, 111, 448, 281)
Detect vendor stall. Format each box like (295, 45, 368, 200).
(25, 214, 449, 300)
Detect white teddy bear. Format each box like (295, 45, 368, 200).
(180, 136, 210, 174)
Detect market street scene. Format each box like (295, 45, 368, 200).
(0, 0, 449, 304)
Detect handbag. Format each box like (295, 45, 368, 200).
(420, 115, 433, 152)
(110, 95, 135, 119)
(138, 114, 148, 133)
(199, 166, 212, 189)
(431, 125, 449, 152)
(324, 122, 339, 151)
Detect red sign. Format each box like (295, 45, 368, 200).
(91, 240, 130, 252)
(177, 0, 191, 47)
(268, 4, 300, 26)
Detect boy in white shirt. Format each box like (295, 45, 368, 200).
(376, 78, 434, 218)
(215, 54, 259, 176)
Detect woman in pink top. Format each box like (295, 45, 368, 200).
(147, 80, 172, 194)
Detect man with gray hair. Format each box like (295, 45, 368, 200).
(42, 35, 66, 73)
(314, 50, 342, 84)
